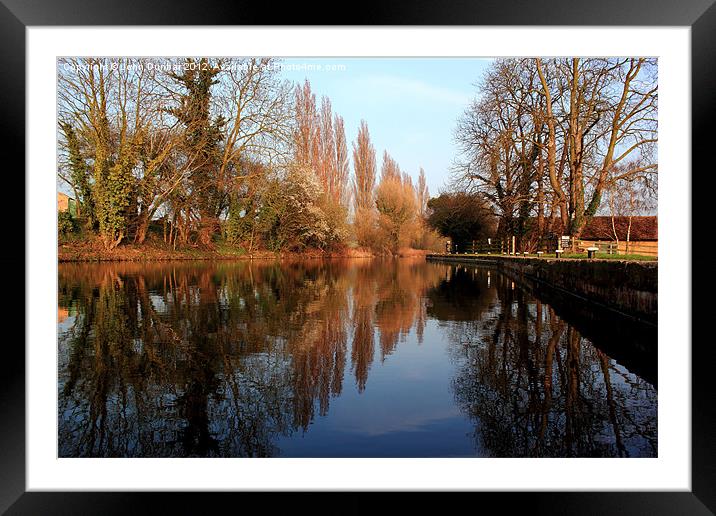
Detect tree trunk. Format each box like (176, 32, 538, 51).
(535, 58, 569, 233)
(611, 214, 620, 254)
(536, 153, 545, 242)
(198, 214, 218, 248)
(135, 217, 150, 245)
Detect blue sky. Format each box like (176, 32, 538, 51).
(279, 58, 492, 196)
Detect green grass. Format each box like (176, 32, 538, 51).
(458, 252, 657, 261)
(557, 253, 657, 261)
(512, 252, 656, 261)
(213, 242, 249, 256)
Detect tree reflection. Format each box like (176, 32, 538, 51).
(428, 267, 657, 457)
(58, 260, 656, 457)
(58, 259, 443, 457)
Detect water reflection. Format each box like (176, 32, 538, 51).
(58, 260, 656, 457)
(432, 266, 657, 458)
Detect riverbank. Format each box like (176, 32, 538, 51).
(426, 253, 657, 325)
(58, 239, 430, 262)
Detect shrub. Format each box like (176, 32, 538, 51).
(353, 207, 377, 249)
(58, 211, 77, 236)
(375, 177, 417, 252)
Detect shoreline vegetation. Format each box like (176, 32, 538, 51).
(57, 58, 445, 260)
(58, 237, 430, 262)
(57, 57, 657, 264)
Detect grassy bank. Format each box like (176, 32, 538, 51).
(432, 252, 657, 262)
(58, 237, 430, 262)
(555, 253, 657, 261)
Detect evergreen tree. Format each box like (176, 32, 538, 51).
(59, 121, 95, 227)
(168, 58, 226, 246)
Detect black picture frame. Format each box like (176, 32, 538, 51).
(2, 1, 712, 513)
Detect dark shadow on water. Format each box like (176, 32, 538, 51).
(519, 272, 657, 388)
(426, 265, 657, 457)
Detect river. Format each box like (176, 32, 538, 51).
(57, 258, 657, 458)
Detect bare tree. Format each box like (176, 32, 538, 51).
(293, 79, 319, 169)
(352, 120, 377, 212)
(58, 58, 184, 249)
(455, 57, 658, 250)
(602, 163, 656, 254)
(536, 57, 657, 241)
(333, 114, 350, 208)
(417, 167, 429, 219)
(380, 150, 401, 183)
(454, 59, 545, 249)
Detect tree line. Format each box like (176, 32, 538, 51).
(451, 58, 658, 251)
(57, 57, 441, 253)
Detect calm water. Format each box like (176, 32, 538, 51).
(58, 259, 657, 458)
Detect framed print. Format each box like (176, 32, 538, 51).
(2, 0, 714, 513)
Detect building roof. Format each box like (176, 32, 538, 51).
(541, 215, 657, 241)
(580, 216, 657, 241)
